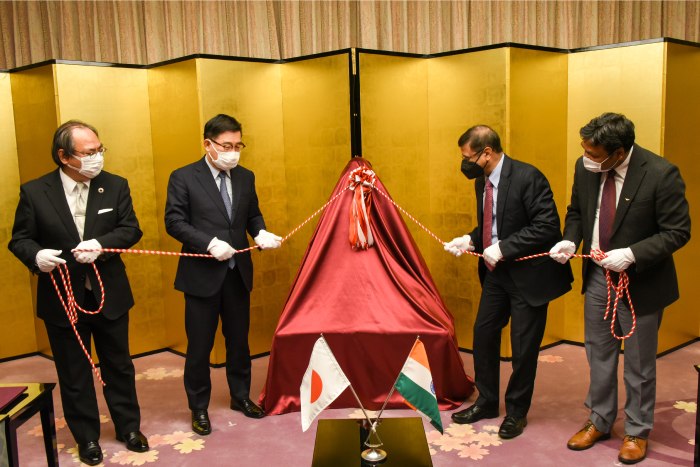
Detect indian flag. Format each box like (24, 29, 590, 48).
(395, 339, 443, 434)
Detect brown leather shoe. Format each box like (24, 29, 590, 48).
(567, 421, 611, 450)
(618, 436, 647, 464)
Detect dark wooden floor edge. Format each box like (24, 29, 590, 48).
(458, 337, 700, 361)
(4, 339, 696, 366)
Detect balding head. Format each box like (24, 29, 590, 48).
(457, 125, 503, 154)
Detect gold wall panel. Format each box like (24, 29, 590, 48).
(10, 64, 60, 357)
(54, 64, 167, 356)
(566, 43, 664, 343)
(509, 48, 569, 346)
(199, 59, 289, 357)
(0, 72, 37, 360)
(359, 53, 431, 269)
(658, 43, 700, 352)
(427, 49, 508, 354)
(147, 59, 203, 356)
(281, 53, 353, 280)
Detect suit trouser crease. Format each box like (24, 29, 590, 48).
(584, 264, 663, 438)
(473, 265, 548, 418)
(45, 291, 140, 444)
(184, 266, 252, 410)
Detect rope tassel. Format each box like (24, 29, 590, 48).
(348, 167, 376, 250)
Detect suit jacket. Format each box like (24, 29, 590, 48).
(8, 169, 143, 326)
(164, 157, 266, 296)
(563, 144, 691, 314)
(469, 155, 573, 307)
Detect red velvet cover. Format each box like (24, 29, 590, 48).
(259, 158, 474, 415)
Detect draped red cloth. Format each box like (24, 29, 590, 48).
(258, 158, 474, 415)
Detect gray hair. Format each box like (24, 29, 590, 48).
(51, 120, 99, 167)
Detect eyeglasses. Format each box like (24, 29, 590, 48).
(462, 148, 485, 161)
(74, 147, 107, 159)
(211, 139, 246, 152)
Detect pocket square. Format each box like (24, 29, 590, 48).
(98, 208, 113, 214)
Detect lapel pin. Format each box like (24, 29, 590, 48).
(98, 188, 104, 193)
(625, 198, 630, 201)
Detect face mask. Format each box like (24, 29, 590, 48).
(207, 140, 240, 170)
(66, 153, 104, 179)
(582, 151, 615, 173)
(461, 150, 485, 180)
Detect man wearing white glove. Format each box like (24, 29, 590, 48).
(448, 126, 573, 440)
(8, 120, 148, 465)
(562, 114, 690, 465)
(165, 114, 280, 433)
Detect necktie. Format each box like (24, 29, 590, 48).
(218, 171, 236, 269)
(598, 170, 617, 252)
(74, 183, 92, 289)
(483, 178, 495, 271)
(74, 182, 86, 241)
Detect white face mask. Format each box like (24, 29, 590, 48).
(582, 152, 614, 173)
(66, 153, 104, 179)
(207, 140, 240, 171)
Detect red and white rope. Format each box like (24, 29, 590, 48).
(50, 263, 106, 385)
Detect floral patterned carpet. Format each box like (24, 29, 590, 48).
(1, 342, 698, 467)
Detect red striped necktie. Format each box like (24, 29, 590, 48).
(598, 170, 617, 252)
(483, 178, 495, 271)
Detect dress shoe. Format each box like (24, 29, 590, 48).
(192, 409, 212, 435)
(451, 404, 499, 424)
(116, 431, 149, 452)
(78, 441, 103, 466)
(498, 415, 527, 439)
(619, 435, 647, 464)
(567, 420, 611, 450)
(230, 398, 266, 419)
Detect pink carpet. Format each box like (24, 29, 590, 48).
(2, 342, 697, 466)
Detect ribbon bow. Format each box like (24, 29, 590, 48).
(348, 167, 376, 250)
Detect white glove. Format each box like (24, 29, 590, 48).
(444, 235, 475, 257)
(549, 240, 576, 264)
(597, 248, 635, 272)
(254, 230, 282, 250)
(74, 239, 102, 264)
(483, 241, 503, 267)
(36, 249, 66, 273)
(207, 237, 236, 261)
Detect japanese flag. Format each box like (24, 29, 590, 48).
(300, 337, 351, 432)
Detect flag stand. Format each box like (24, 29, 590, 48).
(321, 334, 387, 463)
(359, 335, 420, 464)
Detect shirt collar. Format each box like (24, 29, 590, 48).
(611, 145, 633, 179)
(487, 154, 505, 188)
(204, 154, 229, 178)
(59, 166, 90, 196)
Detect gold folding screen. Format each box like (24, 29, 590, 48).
(2, 40, 699, 363)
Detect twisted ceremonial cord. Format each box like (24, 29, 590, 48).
(58, 167, 634, 383)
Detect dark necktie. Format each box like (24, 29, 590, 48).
(598, 170, 617, 252)
(483, 178, 495, 271)
(218, 171, 236, 269)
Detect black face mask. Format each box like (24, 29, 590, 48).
(461, 150, 485, 179)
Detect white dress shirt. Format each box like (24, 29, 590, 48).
(591, 146, 633, 250)
(59, 168, 90, 239)
(205, 155, 233, 203)
(59, 168, 93, 288)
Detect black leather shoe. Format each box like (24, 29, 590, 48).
(230, 398, 266, 419)
(192, 409, 212, 435)
(499, 415, 527, 439)
(116, 431, 149, 452)
(78, 441, 103, 466)
(451, 404, 499, 424)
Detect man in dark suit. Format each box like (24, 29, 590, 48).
(551, 113, 690, 464)
(445, 125, 573, 439)
(165, 114, 281, 434)
(8, 120, 149, 466)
